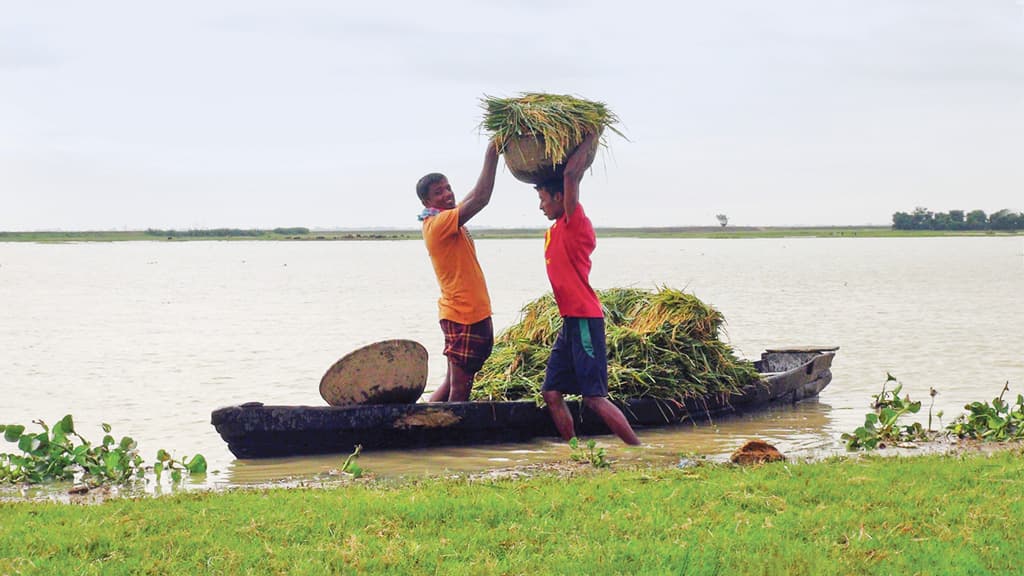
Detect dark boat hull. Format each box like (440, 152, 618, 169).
(211, 348, 836, 458)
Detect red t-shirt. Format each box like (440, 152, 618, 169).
(544, 203, 603, 318)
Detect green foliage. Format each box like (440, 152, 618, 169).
(153, 449, 208, 484)
(988, 209, 1024, 231)
(271, 227, 310, 235)
(947, 382, 1024, 441)
(841, 374, 931, 450)
(0, 415, 206, 487)
(340, 444, 364, 478)
(569, 437, 609, 468)
(844, 377, 1024, 451)
(141, 227, 306, 238)
(892, 207, 1023, 231)
(144, 227, 267, 237)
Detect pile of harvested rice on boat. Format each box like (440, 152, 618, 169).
(472, 287, 761, 403)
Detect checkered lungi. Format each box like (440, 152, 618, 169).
(439, 317, 494, 372)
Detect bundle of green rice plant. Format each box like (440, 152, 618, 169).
(479, 93, 625, 185)
(471, 287, 761, 403)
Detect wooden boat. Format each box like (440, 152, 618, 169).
(211, 347, 837, 458)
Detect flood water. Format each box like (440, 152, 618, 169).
(1, 236, 1022, 493)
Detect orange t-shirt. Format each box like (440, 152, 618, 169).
(422, 207, 492, 324)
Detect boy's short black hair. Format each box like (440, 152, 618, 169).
(416, 173, 446, 202)
(534, 177, 563, 194)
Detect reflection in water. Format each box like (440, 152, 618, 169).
(0, 470, 213, 503)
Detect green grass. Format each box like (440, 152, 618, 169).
(2, 449, 1023, 574)
(2, 227, 1020, 243)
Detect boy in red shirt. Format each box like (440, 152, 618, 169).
(534, 133, 641, 445)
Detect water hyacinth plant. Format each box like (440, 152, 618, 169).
(841, 377, 1024, 451)
(841, 374, 931, 450)
(0, 415, 206, 486)
(479, 93, 625, 165)
(947, 381, 1024, 442)
(471, 287, 760, 403)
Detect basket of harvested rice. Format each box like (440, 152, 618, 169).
(479, 93, 623, 185)
(471, 287, 761, 403)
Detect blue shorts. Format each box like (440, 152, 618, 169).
(542, 317, 608, 397)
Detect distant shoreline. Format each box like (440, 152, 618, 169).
(1, 226, 1020, 243)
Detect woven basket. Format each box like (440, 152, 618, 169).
(503, 133, 599, 186)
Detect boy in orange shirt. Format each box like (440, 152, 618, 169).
(416, 141, 500, 402)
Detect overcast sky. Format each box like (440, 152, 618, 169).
(2, 1, 1022, 230)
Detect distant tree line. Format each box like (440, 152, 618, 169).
(269, 228, 310, 235)
(144, 228, 310, 237)
(892, 208, 1023, 231)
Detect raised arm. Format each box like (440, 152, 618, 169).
(457, 140, 500, 227)
(561, 132, 597, 218)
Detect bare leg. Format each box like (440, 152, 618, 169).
(584, 397, 641, 445)
(543, 390, 576, 441)
(446, 361, 475, 402)
(427, 375, 450, 402)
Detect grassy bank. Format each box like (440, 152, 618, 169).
(2, 449, 1022, 574)
(2, 227, 1020, 243)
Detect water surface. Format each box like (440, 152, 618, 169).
(1, 237, 1021, 491)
